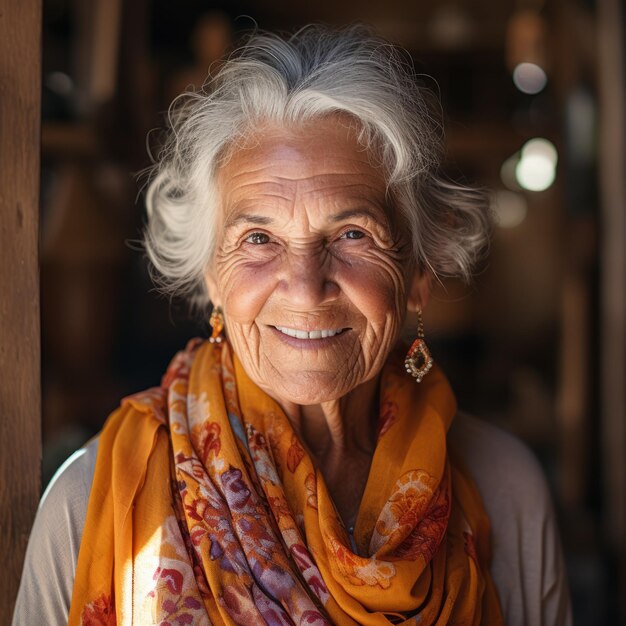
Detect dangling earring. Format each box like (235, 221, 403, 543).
(405, 308, 433, 382)
(209, 306, 224, 343)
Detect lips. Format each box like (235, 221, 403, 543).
(273, 326, 348, 339)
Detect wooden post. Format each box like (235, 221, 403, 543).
(598, 0, 626, 618)
(0, 0, 43, 622)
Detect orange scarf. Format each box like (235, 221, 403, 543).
(68, 339, 503, 625)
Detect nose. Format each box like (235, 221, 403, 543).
(277, 248, 339, 310)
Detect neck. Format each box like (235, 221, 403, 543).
(279, 375, 380, 462)
(276, 376, 381, 530)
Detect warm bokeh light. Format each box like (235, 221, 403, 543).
(512, 62, 547, 94)
(516, 155, 556, 191)
(522, 137, 558, 165)
(491, 189, 528, 228)
(515, 138, 558, 191)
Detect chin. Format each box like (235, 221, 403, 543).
(268, 373, 352, 406)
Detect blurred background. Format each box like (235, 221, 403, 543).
(39, 0, 625, 623)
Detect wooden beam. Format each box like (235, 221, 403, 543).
(0, 0, 42, 622)
(597, 0, 626, 617)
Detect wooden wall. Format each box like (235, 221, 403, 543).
(0, 0, 42, 623)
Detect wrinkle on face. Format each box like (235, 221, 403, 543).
(205, 117, 418, 451)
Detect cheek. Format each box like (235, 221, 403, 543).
(337, 255, 408, 323)
(216, 256, 278, 323)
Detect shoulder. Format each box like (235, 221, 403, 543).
(449, 411, 551, 507)
(449, 412, 572, 626)
(41, 436, 99, 511)
(12, 438, 99, 626)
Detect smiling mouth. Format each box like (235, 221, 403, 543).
(273, 326, 349, 339)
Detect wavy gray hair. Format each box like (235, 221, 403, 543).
(143, 25, 491, 307)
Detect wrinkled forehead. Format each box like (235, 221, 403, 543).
(218, 115, 380, 173)
(214, 117, 393, 220)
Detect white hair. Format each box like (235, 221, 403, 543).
(143, 24, 492, 307)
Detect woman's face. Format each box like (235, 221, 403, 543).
(206, 117, 424, 405)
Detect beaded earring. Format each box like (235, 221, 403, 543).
(209, 306, 224, 343)
(404, 308, 433, 382)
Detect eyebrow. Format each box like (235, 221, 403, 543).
(225, 213, 274, 229)
(328, 208, 381, 223)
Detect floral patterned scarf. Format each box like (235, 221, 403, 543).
(68, 339, 503, 625)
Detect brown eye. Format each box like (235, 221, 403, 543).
(245, 232, 270, 245)
(341, 229, 365, 240)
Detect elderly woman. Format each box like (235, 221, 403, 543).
(14, 26, 571, 626)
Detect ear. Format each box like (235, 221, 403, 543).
(203, 266, 222, 309)
(407, 269, 431, 312)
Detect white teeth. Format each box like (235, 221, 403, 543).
(275, 326, 344, 339)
